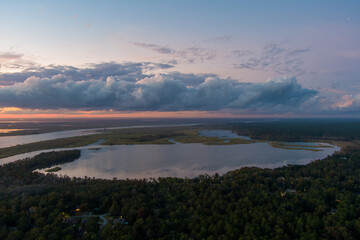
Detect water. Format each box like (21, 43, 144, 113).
(37, 142, 339, 179)
(0, 129, 340, 179)
(0, 139, 106, 165)
(0, 124, 197, 148)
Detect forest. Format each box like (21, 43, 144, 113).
(229, 119, 360, 142)
(1, 146, 360, 239)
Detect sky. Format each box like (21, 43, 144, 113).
(0, 0, 359, 118)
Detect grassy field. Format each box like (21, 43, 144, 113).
(269, 142, 324, 151)
(268, 142, 335, 151)
(172, 130, 255, 145)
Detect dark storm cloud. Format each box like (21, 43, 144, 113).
(233, 43, 310, 76)
(0, 62, 317, 113)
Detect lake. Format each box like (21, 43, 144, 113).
(33, 130, 340, 179)
(0, 128, 340, 179)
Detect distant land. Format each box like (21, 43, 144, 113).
(0, 118, 360, 238)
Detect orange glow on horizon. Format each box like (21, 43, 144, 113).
(0, 111, 240, 119)
(0, 107, 23, 112)
(0, 107, 250, 118)
(0, 109, 283, 119)
(0, 108, 314, 119)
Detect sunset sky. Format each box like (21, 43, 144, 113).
(0, 0, 359, 118)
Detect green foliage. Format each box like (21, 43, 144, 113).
(0, 150, 80, 187)
(1, 149, 360, 239)
(231, 119, 360, 142)
(109, 201, 121, 216)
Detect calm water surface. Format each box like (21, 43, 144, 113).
(0, 129, 340, 179)
(41, 142, 339, 179)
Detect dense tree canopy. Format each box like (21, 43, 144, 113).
(1, 148, 360, 239)
(230, 119, 360, 141)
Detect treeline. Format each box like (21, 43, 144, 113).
(0, 150, 80, 187)
(230, 119, 360, 141)
(1, 149, 360, 239)
(0, 136, 96, 159)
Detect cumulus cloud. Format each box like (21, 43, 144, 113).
(0, 63, 317, 113)
(0, 62, 173, 85)
(232, 43, 310, 76)
(163, 72, 218, 86)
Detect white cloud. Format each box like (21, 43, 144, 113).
(0, 63, 317, 113)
